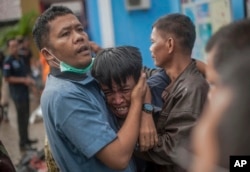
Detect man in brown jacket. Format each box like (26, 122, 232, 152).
(135, 13, 209, 172)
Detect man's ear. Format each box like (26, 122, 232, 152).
(40, 48, 59, 68)
(166, 37, 174, 54)
(41, 48, 52, 61)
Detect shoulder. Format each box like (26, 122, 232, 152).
(188, 70, 208, 89)
(3, 56, 12, 63)
(43, 75, 104, 107)
(143, 66, 159, 78)
(175, 68, 208, 96)
(182, 62, 207, 87)
(43, 76, 83, 98)
(148, 68, 170, 87)
(41, 78, 104, 121)
(3, 57, 13, 70)
(182, 76, 208, 96)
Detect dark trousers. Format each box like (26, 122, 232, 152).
(13, 99, 30, 146)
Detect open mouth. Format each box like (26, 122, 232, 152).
(115, 107, 128, 111)
(76, 45, 89, 54)
(113, 107, 129, 115)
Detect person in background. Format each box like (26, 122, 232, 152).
(2, 38, 37, 151)
(191, 19, 250, 172)
(18, 37, 33, 76)
(18, 37, 41, 97)
(32, 6, 148, 172)
(191, 57, 250, 172)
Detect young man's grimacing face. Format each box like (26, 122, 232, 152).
(100, 76, 136, 119)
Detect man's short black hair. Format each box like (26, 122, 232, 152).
(205, 19, 250, 72)
(32, 6, 74, 50)
(91, 46, 142, 89)
(153, 13, 196, 54)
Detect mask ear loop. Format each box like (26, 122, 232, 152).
(41, 48, 60, 68)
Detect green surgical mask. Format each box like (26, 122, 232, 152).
(60, 58, 94, 74)
(42, 48, 94, 74)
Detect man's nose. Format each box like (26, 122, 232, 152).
(112, 93, 124, 104)
(74, 31, 88, 43)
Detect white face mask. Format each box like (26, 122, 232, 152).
(42, 48, 94, 74)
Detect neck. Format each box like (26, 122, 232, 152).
(164, 54, 192, 81)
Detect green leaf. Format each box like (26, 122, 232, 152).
(0, 10, 38, 49)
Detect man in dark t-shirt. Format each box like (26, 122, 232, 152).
(3, 38, 37, 151)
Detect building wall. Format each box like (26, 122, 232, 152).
(86, 0, 245, 68)
(21, 0, 40, 14)
(231, 0, 245, 20)
(111, 0, 180, 67)
(85, 0, 102, 45)
(21, 0, 41, 58)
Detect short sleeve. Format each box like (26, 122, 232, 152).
(56, 93, 117, 158)
(3, 59, 11, 77)
(147, 69, 170, 107)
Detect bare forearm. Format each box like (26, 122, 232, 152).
(5, 76, 27, 84)
(116, 100, 142, 157)
(96, 100, 142, 169)
(96, 73, 147, 169)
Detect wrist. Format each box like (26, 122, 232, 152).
(142, 103, 154, 114)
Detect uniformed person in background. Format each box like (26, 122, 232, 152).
(3, 38, 37, 152)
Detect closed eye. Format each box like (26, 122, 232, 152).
(103, 90, 113, 96)
(121, 89, 131, 93)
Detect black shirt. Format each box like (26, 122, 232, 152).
(3, 56, 29, 101)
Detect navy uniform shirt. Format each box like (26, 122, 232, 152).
(3, 56, 29, 102)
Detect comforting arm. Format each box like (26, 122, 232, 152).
(96, 73, 147, 170)
(195, 59, 207, 77)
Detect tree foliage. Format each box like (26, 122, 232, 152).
(0, 10, 38, 50)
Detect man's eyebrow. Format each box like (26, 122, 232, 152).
(58, 25, 71, 34)
(102, 90, 113, 94)
(119, 84, 132, 90)
(102, 88, 110, 91)
(60, 23, 83, 32)
(122, 84, 131, 87)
